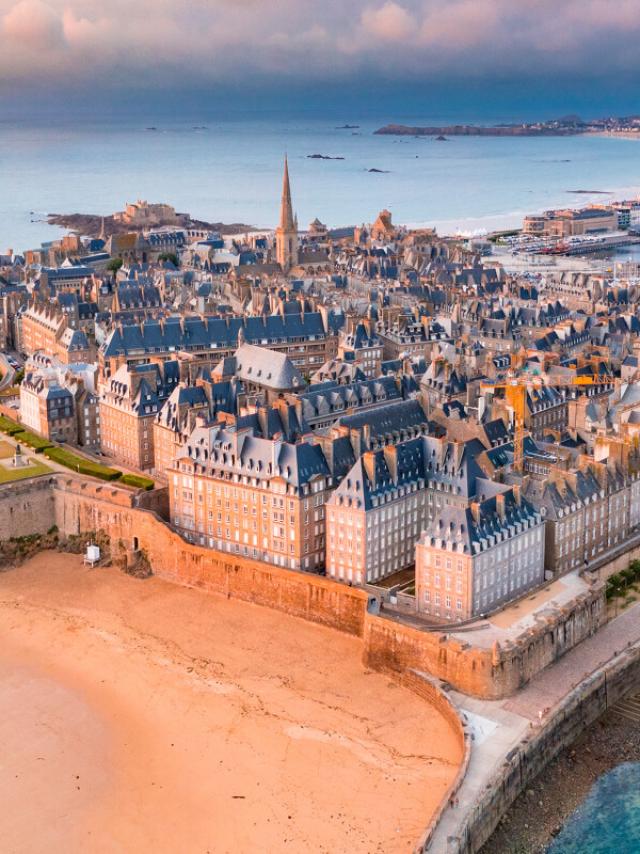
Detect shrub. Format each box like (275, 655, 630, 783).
(44, 447, 122, 481)
(621, 567, 636, 585)
(0, 415, 22, 436)
(119, 473, 155, 491)
(13, 429, 54, 453)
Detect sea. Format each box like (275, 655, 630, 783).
(1, 114, 640, 254)
(547, 763, 640, 853)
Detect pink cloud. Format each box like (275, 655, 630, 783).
(2, 0, 63, 49)
(361, 2, 415, 42)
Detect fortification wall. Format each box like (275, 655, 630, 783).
(0, 476, 610, 699)
(363, 585, 605, 699)
(50, 476, 369, 637)
(450, 639, 640, 853)
(0, 478, 56, 539)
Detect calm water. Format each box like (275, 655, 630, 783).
(547, 763, 640, 853)
(1, 116, 640, 252)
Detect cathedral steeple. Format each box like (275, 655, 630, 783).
(276, 156, 299, 272)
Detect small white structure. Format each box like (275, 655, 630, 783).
(84, 544, 101, 567)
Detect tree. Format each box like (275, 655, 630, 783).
(158, 252, 179, 267)
(106, 258, 123, 274)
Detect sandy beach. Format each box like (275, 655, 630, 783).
(0, 552, 462, 854)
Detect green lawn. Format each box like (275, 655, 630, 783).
(0, 458, 51, 483)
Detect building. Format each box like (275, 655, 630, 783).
(293, 375, 406, 431)
(523, 207, 618, 239)
(114, 200, 180, 227)
(211, 343, 305, 405)
(275, 158, 299, 272)
(169, 422, 331, 571)
(20, 302, 92, 364)
(19, 355, 100, 449)
(416, 485, 545, 621)
(325, 437, 486, 585)
(99, 312, 337, 380)
(527, 460, 640, 576)
(153, 376, 240, 478)
(99, 361, 180, 470)
(337, 321, 383, 378)
(20, 375, 76, 443)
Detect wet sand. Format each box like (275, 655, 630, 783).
(0, 552, 462, 854)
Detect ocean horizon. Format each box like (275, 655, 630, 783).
(2, 114, 640, 253)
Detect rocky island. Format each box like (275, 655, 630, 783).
(375, 114, 640, 137)
(47, 205, 253, 238)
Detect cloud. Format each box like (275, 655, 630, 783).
(0, 0, 640, 97)
(361, 3, 415, 42)
(2, 0, 63, 50)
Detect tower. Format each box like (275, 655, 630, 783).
(276, 156, 299, 272)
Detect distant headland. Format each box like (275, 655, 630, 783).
(374, 115, 640, 138)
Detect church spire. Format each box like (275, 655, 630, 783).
(276, 156, 299, 272)
(279, 155, 296, 232)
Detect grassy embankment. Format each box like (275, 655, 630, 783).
(0, 415, 154, 489)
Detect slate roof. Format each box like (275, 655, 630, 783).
(329, 436, 487, 512)
(102, 312, 329, 358)
(181, 424, 330, 491)
(420, 488, 542, 556)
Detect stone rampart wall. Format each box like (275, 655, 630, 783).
(0, 477, 56, 539)
(0, 475, 612, 700)
(449, 639, 640, 853)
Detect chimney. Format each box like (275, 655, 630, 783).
(470, 501, 481, 525)
(362, 451, 377, 490)
(512, 484, 522, 506)
(384, 445, 398, 483)
(350, 427, 362, 458)
(362, 422, 371, 451)
(322, 437, 334, 475)
(496, 493, 506, 522)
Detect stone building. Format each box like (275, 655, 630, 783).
(337, 320, 383, 378)
(416, 485, 545, 621)
(114, 200, 180, 227)
(152, 376, 241, 478)
(20, 375, 76, 443)
(325, 436, 485, 585)
(99, 311, 336, 380)
(211, 343, 305, 405)
(99, 361, 180, 470)
(526, 460, 640, 575)
(19, 355, 100, 449)
(293, 375, 407, 432)
(169, 422, 331, 571)
(21, 302, 92, 364)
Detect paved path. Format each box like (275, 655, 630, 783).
(428, 599, 640, 852)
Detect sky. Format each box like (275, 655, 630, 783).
(1, 0, 640, 119)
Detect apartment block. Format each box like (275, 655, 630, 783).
(169, 423, 331, 571)
(416, 486, 545, 622)
(325, 436, 486, 585)
(99, 360, 179, 470)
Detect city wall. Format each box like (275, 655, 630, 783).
(448, 638, 640, 853)
(0, 477, 56, 538)
(0, 476, 608, 700)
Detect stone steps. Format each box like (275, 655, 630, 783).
(611, 694, 640, 723)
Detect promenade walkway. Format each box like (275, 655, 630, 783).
(428, 598, 640, 852)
